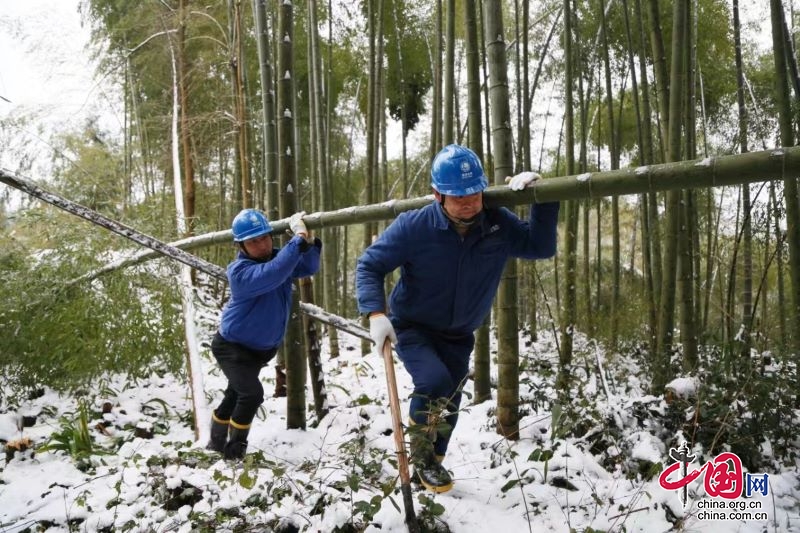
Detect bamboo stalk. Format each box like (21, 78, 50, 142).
(300, 277, 330, 422)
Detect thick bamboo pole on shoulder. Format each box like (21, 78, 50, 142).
(250, 145, 800, 233)
(100, 145, 800, 263)
(4, 145, 798, 284)
(484, 146, 800, 205)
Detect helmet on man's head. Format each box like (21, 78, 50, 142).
(430, 144, 488, 196)
(232, 209, 273, 242)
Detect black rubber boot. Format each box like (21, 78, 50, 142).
(206, 413, 228, 453)
(224, 423, 250, 460)
(410, 430, 453, 493)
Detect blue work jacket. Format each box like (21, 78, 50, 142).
(356, 200, 559, 336)
(219, 236, 321, 351)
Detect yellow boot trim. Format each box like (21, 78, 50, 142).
(418, 477, 454, 494)
(435, 454, 446, 463)
(229, 419, 252, 430)
(212, 412, 230, 425)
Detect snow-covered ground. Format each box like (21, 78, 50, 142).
(1, 278, 798, 533)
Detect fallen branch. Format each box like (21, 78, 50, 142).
(0, 168, 370, 341)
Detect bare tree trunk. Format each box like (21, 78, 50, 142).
(479, 0, 493, 170)
(771, 183, 788, 351)
(679, 0, 697, 369)
(430, 0, 443, 159)
(634, 0, 661, 340)
(177, 0, 195, 235)
(390, 0, 409, 197)
(635, 29, 661, 351)
(307, 0, 340, 360)
(229, 0, 252, 208)
(168, 34, 207, 442)
(599, 0, 621, 348)
(362, 0, 380, 355)
(300, 277, 329, 422)
(646, 0, 670, 160)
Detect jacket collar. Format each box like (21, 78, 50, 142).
(237, 249, 277, 263)
(432, 200, 491, 235)
(432, 200, 451, 230)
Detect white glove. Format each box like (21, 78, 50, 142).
(288, 211, 308, 238)
(369, 313, 397, 349)
(505, 171, 542, 191)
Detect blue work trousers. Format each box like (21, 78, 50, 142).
(211, 332, 277, 426)
(394, 325, 474, 456)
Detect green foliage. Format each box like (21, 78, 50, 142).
(384, 0, 434, 134)
(416, 492, 449, 531)
(736, 51, 784, 146)
(0, 111, 41, 177)
(50, 122, 125, 214)
(573, 0, 739, 158)
(0, 207, 184, 399)
(331, 426, 399, 529)
(527, 447, 555, 482)
(661, 352, 799, 471)
(38, 400, 96, 464)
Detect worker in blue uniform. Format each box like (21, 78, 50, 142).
(356, 144, 559, 492)
(208, 208, 320, 460)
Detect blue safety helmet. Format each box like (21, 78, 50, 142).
(430, 144, 488, 196)
(231, 209, 273, 242)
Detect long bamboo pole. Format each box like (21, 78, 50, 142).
(28, 144, 796, 279)
(2, 144, 798, 282)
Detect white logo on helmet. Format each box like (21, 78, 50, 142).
(460, 161, 473, 179)
(249, 213, 260, 226)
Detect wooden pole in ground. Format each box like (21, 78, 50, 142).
(381, 340, 420, 533)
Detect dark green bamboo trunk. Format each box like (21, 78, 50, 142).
(465, 0, 491, 404)
(300, 277, 328, 422)
(679, 0, 697, 369)
(771, 0, 800, 356)
(733, 0, 753, 361)
(252, 0, 279, 220)
(443, 0, 455, 144)
(558, 0, 578, 398)
(277, 2, 306, 430)
(484, 0, 520, 439)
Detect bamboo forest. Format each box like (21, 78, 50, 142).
(1, 0, 799, 531)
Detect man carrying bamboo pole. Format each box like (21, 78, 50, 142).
(207, 208, 320, 460)
(356, 144, 559, 493)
